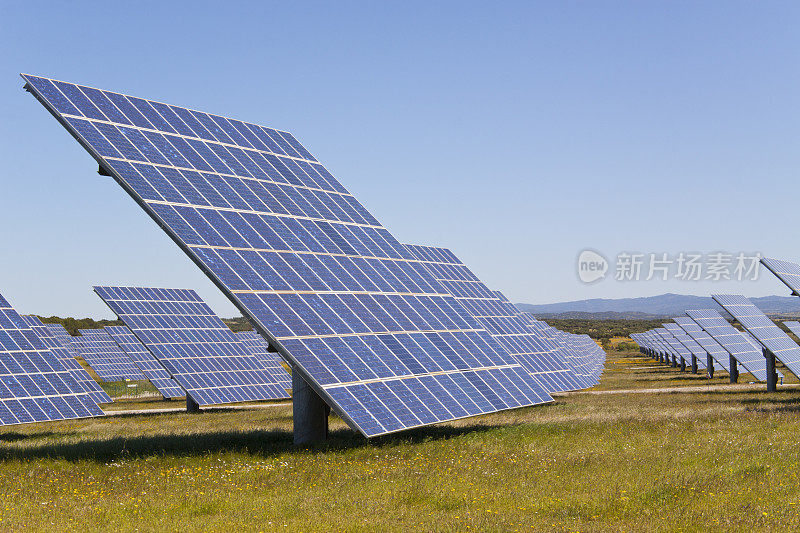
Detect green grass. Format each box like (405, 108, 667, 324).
(2, 350, 800, 531)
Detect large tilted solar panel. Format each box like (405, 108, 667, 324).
(71, 329, 147, 382)
(567, 334, 605, 381)
(648, 330, 676, 359)
(685, 309, 770, 381)
(556, 331, 602, 385)
(21, 317, 111, 404)
(711, 294, 800, 378)
(233, 331, 292, 391)
(405, 244, 586, 392)
(103, 325, 185, 398)
(662, 323, 707, 369)
(672, 317, 730, 372)
(761, 257, 800, 296)
(0, 292, 104, 424)
(24, 74, 553, 437)
(739, 329, 763, 351)
(94, 286, 291, 405)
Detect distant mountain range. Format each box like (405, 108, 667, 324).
(516, 293, 800, 319)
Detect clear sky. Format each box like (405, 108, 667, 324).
(1, 1, 799, 319)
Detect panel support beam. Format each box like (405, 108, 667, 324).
(186, 395, 200, 413)
(671, 355, 677, 368)
(293, 372, 329, 446)
(691, 355, 698, 374)
(680, 357, 686, 372)
(764, 347, 778, 392)
(706, 353, 714, 379)
(729, 355, 739, 383)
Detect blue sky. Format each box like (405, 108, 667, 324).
(1, 1, 799, 318)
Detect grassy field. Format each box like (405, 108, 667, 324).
(2, 350, 800, 531)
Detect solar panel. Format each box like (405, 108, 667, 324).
(234, 331, 292, 390)
(761, 257, 800, 296)
(94, 286, 291, 405)
(0, 292, 104, 424)
(711, 294, 800, 378)
(21, 317, 111, 404)
(45, 323, 81, 356)
(685, 309, 771, 381)
(24, 74, 553, 437)
(70, 329, 147, 382)
(783, 321, 800, 339)
(520, 315, 597, 386)
(672, 316, 731, 372)
(662, 323, 707, 369)
(103, 325, 185, 399)
(646, 330, 676, 359)
(405, 244, 587, 392)
(654, 328, 690, 363)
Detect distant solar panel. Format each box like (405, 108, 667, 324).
(646, 330, 676, 360)
(234, 331, 292, 390)
(655, 328, 689, 363)
(94, 286, 291, 405)
(104, 325, 185, 398)
(522, 316, 596, 386)
(662, 323, 707, 369)
(45, 323, 80, 356)
(711, 294, 799, 378)
(24, 74, 553, 438)
(71, 329, 147, 382)
(783, 321, 800, 339)
(22, 317, 111, 404)
(685, 309, 770, 381)
(672, 317, 730, 372)
(405, 244, 587, 392)
(0, 292, 104, 424)
(761, 257, 800, 296)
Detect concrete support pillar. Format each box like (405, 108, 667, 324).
(691, 355, 698, 374)
(186, 395, 200, 413)
(729, 355, 739, 383)
(293, 372, 329, 446)
(765, 347, 778, 393)
(707, 353, 714, 379)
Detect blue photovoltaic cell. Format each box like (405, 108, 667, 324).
(94, 286, 291, 405)
(405, 244, 587, 392)
(24, 74, 553, 437)
(71, 329, 147, 382)
(662, 323, 707, 369)
(46, 323, 81, 356)
(0, 292, 104, 424)
(783, 321, 800, 340)
(711, 294, 800, 378)
(22, 317, 111, 404)
(761, 257, 800, 296)
(685, 309, 771, 381)
(655, 328, 692, 365)
(646, 330, 676, 359)
(233, 331, 292, 391)
(103, 325, 185, 399)
(672, 317, 730, 372)
(519, 315, 598, 386)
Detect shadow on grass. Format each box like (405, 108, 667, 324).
(0, 431, 75, 443)
(0, 420, 506, 463)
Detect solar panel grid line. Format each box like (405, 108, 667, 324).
(0, 293, 104, 425)
(22, 317, 112, 405)
(523, 318, 594, 385)
(783, 321, 800, 339)
(672, 316, 730, 372)
(646, 331, 674, 357)
(710, 294, 799, 378)
(25, 73, 554, 438)
(103, 325, 186, 399)
(685, 309, 770, 381)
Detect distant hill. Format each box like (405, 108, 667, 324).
(516, 293, 800, 319)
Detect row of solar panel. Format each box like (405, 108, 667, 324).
(22, 74, 607, 438)
(632, 257, 800, 386)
